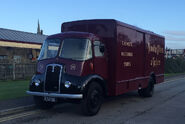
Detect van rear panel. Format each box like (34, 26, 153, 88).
(144, 34, 165, 84)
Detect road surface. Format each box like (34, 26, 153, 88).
(1, 76, 185, 124)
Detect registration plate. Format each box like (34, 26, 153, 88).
(44, 96, 56, 102)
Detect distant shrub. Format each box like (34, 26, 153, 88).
(165, 57, 185, 73)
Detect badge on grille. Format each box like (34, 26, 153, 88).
(70, 64, 76, 70)
(52, 66, 55, 72)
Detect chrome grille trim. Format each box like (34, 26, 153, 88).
(44, 64, 63, 93)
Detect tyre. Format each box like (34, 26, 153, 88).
(138, 78, 154, 97)
(138, 89, 144, 97)
(33, 96, 54, 109)
(81, 82, 103, 116)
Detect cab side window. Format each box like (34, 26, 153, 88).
(86, 40, 92, 59)
(94, 41, 105, 57)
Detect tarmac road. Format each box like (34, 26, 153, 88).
(1, 76, 185, 124)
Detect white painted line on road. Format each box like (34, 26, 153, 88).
(0, 104, 35, 116)
(0, 110, 41, 123)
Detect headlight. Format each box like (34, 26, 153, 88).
(64, 81, 71, 88)
(33, 79, 40, 87)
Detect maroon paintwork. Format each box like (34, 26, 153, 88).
(37, 32, 96, 77)
(37, 19, 164, 97)
(61, 19, 165, 96)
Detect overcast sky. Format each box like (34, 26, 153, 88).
(0, 0, 185, 49)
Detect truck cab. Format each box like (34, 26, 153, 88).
(27, 31, 107, 115)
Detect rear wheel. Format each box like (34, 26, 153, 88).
(138, 78, 154, 97)
(81, 82, 103, 116)
(33, 96, 54, 109)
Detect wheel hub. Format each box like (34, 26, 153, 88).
(90, 90, 100, 108)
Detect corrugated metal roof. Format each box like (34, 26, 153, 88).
(0, 28, 48, 44)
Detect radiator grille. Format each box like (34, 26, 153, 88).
(45, 64, 62, 92)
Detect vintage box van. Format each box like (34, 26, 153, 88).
(27, 19, 165, 115)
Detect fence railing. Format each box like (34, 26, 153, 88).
(0, 63, 36, 80)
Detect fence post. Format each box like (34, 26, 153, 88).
(4, 64, 6, 80)
(13, 62, 15, 80)
(23, 64, 25, 79)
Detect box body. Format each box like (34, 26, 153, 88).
(62, 19, 165, 96)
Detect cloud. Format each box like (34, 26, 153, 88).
(162, 30, 185, 49)
(165, 35, 185, 41)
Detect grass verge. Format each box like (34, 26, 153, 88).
(0, 73, 184, 101)
(0, 80, 29, 101)
(164, 72, 185, 78)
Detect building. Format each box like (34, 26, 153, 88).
(165, 48, 185, 58)
(0, 28, 47, 63)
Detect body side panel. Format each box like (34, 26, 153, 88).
(115, 24, 147, 95)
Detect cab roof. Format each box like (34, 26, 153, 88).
(47, 31, 96, 40)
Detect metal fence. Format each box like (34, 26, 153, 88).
(0, 63, 36, 80)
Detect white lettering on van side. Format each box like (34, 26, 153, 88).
(124, 62, 131, 67)
(122, 41, 133, 47)
(121, 52, 133, 57)
(150, 57, 161, 67)
(148, 43, 164, 55)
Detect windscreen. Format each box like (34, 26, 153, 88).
(38, 39, 60, 60)
(38, 38, 92, 61)
(59, 38, 91, 61)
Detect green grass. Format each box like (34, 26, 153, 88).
(0, 80, 29, 101)
(164, 72, 185, 77)
(0, 73, 184, 101)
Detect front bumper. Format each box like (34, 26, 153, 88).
(26, 91, 83, 99)
(29, 73, 88, 94)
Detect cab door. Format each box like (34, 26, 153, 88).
(93, 40, 108, 79)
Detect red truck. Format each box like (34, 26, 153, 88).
(27, 19, 165, 115)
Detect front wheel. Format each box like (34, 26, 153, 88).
(81, 82, 103, 116)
